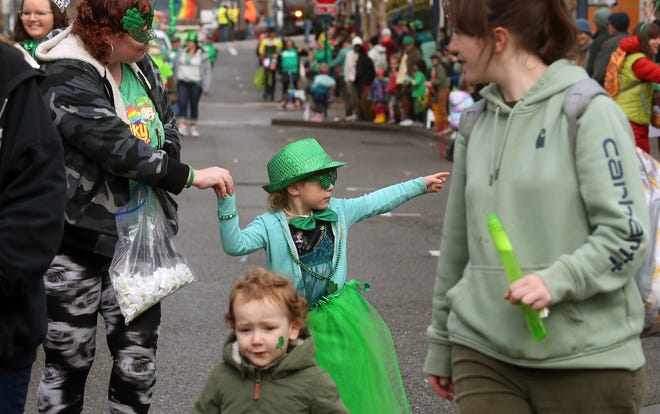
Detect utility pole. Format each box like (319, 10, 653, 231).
(576, 0, 587, 18)
(432, 0, 439, 49)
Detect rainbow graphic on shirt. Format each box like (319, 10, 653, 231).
(126, 96, 158, 145)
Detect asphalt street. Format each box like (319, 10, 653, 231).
(23, 36, 660, 414)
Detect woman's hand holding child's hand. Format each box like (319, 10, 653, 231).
(192, 167, 235, 198)
(424, 172, 451, 193)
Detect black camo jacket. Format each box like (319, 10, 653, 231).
(37, 27, 189, 257)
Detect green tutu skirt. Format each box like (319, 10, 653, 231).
(307, 280, 411, 414)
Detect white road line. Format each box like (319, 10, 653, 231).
(380, 212, 421, 217)
(197, 119, 270, 126)
(346, 186, 377, 192)
(429, 250, 440, 256)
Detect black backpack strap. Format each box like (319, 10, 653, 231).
(562, 78, 608, 152)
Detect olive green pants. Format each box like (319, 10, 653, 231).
(452, 345, 645, 414)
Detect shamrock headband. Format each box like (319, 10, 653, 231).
(51, 0, 70, 13)
(122, 7, 156, 43)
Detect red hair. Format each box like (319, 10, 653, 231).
(71, 0, 152, 64)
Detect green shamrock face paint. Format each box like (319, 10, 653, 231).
(122, 7, 156, 43)
(276, 336, 284, 350)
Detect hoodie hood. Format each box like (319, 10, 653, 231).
(222, 329, 316, 380)
(477, 59, 589, 185)
(36, 25, 151, 125)
(619, 35, 641, 53)
(479, 59, 586, 109)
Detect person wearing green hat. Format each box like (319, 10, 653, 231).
(586, 7, 611, 77)
(216, 137, 450, 414)
(172, 31, 213, 136)
(397, 35, 423, 125)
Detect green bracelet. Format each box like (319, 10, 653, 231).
(185, 166, 195, 188)
(217, 210, 238, 220)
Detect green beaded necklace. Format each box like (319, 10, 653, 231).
(286, 234, 342, 281)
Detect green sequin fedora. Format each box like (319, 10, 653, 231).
(263, 138, 346, 193)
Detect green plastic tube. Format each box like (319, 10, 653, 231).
(487, 214, 547, 341)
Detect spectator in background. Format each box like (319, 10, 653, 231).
(11, 0, 69, 67)
(397, 35, 422, 126)
(413, 19, 436, 69)
(355, 36, 376, 121)
(408, 59, 428, 125)
(592, 11, 630, 84)
(386, 53, 405, 123)
(0, 41, 65, 414)
(572, 18, 592, 69)
(228, 2, 239, 40)
(368, 36, 388, 71)
(166, 34, 182, 65)
(279, 38, 300, 110)
(244, 0, 257, 40)
(310, 63, 336, 121)
(217, 2, 231, 42)
(614, 22, 660, 153)
(587, 6, 611, 76)
(174, 32, 213, 136)
(427, 53, 450, 132)
(368, 68, 388, 123)
(303, 0, 314, 44)
(202, 34, 218, 68)
(342, 36, 362, 121)
(329, 37, 352, 104)
(315, 36, 332, 66)
(258, 27, 283, 101)
(380, 27, 397, 63)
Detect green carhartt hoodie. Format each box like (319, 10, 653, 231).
(424, 60, 649, 377)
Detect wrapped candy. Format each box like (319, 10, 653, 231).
(110, 184, 196, 324)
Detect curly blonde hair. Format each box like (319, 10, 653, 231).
(225, 268, 308, 329)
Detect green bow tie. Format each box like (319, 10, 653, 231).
(288, 208, 338, 231)
(22, 40, 38, 57)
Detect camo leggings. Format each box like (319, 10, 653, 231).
(37, 247, 161, 414)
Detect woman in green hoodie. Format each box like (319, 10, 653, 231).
(424, 1, 650, 413)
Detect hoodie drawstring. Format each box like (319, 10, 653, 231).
(253, 374, 261, 400)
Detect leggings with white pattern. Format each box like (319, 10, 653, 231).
(37, 247, 160, 414)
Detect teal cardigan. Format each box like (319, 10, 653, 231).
(217, 178, 427, 295)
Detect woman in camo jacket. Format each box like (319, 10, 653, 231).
(34, 0, 234, 411)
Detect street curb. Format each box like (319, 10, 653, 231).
(271, 118, 438, 138)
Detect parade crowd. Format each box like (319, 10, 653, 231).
(2, 0, 660, 413)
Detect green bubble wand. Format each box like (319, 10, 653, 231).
(487, 214, 547, 341)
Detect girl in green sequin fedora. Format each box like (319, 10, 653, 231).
(216, 137, 450, 414)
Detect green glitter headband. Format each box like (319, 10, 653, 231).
(122, 7, 156, 43)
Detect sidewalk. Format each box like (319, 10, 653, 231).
(271, 99, 446, 140)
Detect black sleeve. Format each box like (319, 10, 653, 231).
(0, 73, 66, 296)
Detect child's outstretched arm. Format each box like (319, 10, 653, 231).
(424, 172, 451, 193)
(337, 175, 451, 227)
